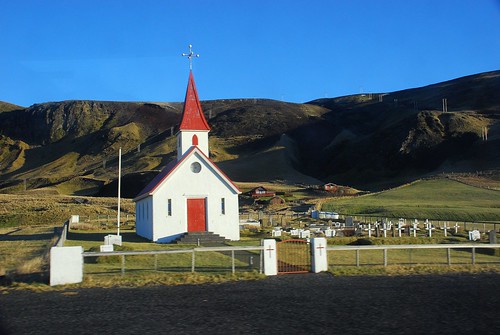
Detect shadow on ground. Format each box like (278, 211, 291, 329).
(67, 231, 148, 243)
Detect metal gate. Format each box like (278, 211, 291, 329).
(277, 239, 311, 274)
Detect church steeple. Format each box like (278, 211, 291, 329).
(177, 45, 210, 161)
(179, 71, 210, 131)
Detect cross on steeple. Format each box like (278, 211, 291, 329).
(182, 44, 199, 70)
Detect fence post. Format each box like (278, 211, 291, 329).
(121, 255, 125, 276)
(259, 248, 263, 274)
(191, 250, 196, 273)
(231, 250, 235, 274)
(447, 248, 451, 266)
(154, 254, 158, 271)
(471, 247, 476, 265)
(356, 249, 360, 267)
(50, 246, 83, 286)
(311, 238, 328, 273)
(383, 248, 388, 267)
(263, 239, 277, 275)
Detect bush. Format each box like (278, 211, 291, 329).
(349, 238, 374, 246)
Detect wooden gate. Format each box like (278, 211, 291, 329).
(277, 239, 311, 274)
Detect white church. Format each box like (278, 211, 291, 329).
(133, 65, 241, 243)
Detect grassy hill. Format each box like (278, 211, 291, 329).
(0, 101, 24, 112)
(322, 177, 500, 221)
(0, 71, 498, 196)
(303, 71, 500, 189)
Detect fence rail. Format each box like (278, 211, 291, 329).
(327, 244, 500, 267)
(82, 246, 265, 276)
(53, 220, 69, 247)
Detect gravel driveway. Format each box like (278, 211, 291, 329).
(1, 273, 499, 334)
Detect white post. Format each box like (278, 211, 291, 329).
(368, 223, 372, 238)
(263, 239, 277, 276)
(50, 246, 83, 286)
(311, 238, 328, 273)
(117, 147, 122, 236)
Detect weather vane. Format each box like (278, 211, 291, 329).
(182, 44, 199, 70)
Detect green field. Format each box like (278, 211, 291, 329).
(322, 179, 500, 222)
(2, 177, 500, 289)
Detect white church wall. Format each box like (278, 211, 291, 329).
(206, 193, 240, 241)
(152, 190, 186, 243)
(135, 197, 154, 240)
(150, 151, 240, 242)
(178, 130, 209, 159)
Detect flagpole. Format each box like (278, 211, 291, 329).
(117, 147, 122, 236)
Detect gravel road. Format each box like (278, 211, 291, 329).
(1, 273, 499, 334)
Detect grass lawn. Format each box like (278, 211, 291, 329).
(0, 226, 55, 278)
(322, 179, 500, 222)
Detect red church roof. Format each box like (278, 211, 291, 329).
(179, 71, 211, 131)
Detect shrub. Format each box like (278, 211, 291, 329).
(349, 238, 374, 246)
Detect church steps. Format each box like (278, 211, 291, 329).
(174, 232, 229, 245)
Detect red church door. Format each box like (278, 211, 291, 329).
(187, 198, 207, 232)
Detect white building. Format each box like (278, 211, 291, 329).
(133, 70, 241, 243)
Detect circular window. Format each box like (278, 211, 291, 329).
(190, 162, 202, 173)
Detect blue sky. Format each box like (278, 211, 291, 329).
(1, 0, 499, 107)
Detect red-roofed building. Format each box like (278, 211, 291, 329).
(133, 68, 241, 243)
(248, 186, 276, 198)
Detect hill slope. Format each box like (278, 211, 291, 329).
(0, 71, 498, 196)
(303, 71, 500, 189)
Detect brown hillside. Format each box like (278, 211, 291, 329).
(0, 101, 24, 112)
(0, 71, 498, 195)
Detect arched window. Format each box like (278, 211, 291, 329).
(192, 134, 198, 145)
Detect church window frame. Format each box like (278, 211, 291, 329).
(190, 162, 202, 173)
(192, 134, 198, 145)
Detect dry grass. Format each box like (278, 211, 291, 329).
(0, 193, 134, 227)
(0, 227, 55, 272)
(330, 265, 500, 277)
(15, 255, 47, 274)
(2, 272, 266, 292)
(78, 271, 265, 288)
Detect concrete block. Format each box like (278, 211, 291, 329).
(100, 244, 114, 252)
(50, 246, 83, 286)
(105, 234, 122, 246)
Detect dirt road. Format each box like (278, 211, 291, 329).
(1, 273, 499, 334)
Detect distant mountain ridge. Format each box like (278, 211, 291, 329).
(0, 70, 498, 196)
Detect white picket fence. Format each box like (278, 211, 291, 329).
(327, 244, 500, 267)
(82, 245, 265, 276)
